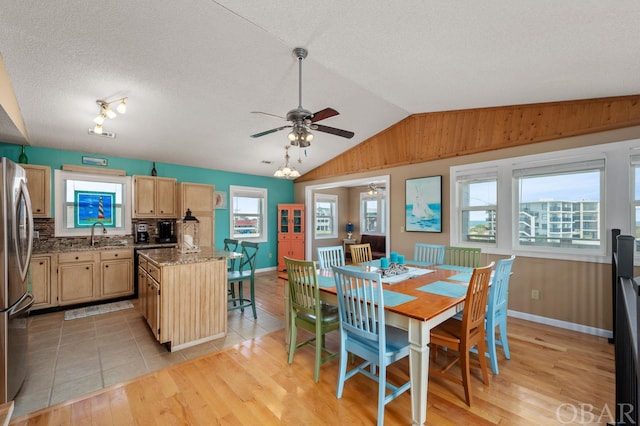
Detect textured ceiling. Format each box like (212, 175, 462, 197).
(0, 1, 638, 177)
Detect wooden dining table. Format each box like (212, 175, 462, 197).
(313, 262, 474, 426)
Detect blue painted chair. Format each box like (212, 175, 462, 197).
(224, 238, 240, 304)
(317, 245, 345, 270)
(412, 243, 445, 265)
(285, 257, 340, 383)
(332, 265, 411, 426)
(227, 241, 259, 319)
(485, 255, 515, 374)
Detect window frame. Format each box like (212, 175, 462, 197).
(54, 170, 132, 237)
(360, 191, 386, 236)
(229, 185, 268, 242)
(314, 193, 338, 239)
(454, 168, 498, 247)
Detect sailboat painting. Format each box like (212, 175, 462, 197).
(405, 176, 442, 232)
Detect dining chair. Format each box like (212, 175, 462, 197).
(412, 243, 445, 265)
(285, 257, 340, 383)
(429, 262, 494, 406)
(227, 241, 259, 319)
(349, 243, 373, 264)
(332, 265, 411, 426)
(224, 238, 240, 303)
(317, 245, 345, 270)
(444, 246, 482, 267)
(484, 255, 515, 374)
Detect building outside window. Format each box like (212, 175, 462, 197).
(360, 192, 386, 235)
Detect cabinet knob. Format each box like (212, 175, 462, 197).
(75, 256, 79, 260)
(85, 266, 89, 270)
(39, 261, 44, 265)
(114, 254, 118, 257)
(105, 265, 109, 268)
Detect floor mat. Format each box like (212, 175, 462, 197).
(64, 300, 134, 320)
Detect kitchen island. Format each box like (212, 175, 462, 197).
(137, 247, 241, 352)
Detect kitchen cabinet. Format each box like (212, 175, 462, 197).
(30, 254, 55, 309)
(137, 248, 228, 351)
(22, 164, 51, 218)
(57, 251, 99, 305)
(100, 249, 133, 298)
(177, 182, 215, 248)
(133, 175, 177, 218)
(277, 204, 304, 271)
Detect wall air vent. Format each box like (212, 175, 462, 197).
(87, 128, 116, 138)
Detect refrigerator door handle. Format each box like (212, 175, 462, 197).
(8, 292, 34, 317)
(15, 179, 34, 283)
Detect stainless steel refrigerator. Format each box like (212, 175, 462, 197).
(0, 158, 34, 403)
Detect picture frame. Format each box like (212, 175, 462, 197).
(74, 191, 115, 227)
(405, 175, 442, 232)
(82, 156, 108, 166)
(215, 191, 227, 209)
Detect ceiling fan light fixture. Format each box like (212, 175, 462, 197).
(274, 146, 301, 179)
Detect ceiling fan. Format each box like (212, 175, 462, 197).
(250, 47, 354, 147)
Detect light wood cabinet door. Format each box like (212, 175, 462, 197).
(156, 177, 176, 217)
(179, 182, 214, 212)
(58, 262, 96, 305)
(196, 215, 214, 248)
(138, 267, 148, 317)
(30, 255, 53, 309)
(101, 259, 132, 298)
(147, 276, 160, 340)
(134, 176, 156, 217)
(23, 164, 51, 218)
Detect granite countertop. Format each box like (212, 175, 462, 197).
(137, 247, 242, 266)
(32, 238, 176, 254)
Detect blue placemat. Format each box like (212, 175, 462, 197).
(437, 264, 473, 273)
(405, 260, 436, 267)
(448, 273, 472, 282)
(417, 281, 468, 298)
(382, 290, 416, 307)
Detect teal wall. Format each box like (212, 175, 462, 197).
(0, 143, 294, 270)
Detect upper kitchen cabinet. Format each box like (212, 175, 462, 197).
(133, 175, 177, 218)
(177, 182, 215, 248)
(22, 164, 51, 217)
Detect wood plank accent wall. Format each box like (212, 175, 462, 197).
(297, 94, 640, 182)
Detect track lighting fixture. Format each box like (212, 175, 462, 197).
(91, 97, 127, 135)
(274, 146, 301, 179)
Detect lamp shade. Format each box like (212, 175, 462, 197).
(345, 223, 354, 233)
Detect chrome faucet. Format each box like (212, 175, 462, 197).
(91, 222, 107, 247)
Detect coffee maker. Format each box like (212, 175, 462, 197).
(157, 220, 176, 243)
(136, 223, 149, 243)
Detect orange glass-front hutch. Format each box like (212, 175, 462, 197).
(277, 204, 304, 271)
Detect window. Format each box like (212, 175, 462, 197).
(314, 194, 337, 238)
(456, 169, 497, 244)
(54, 170, 131, 237)
(360, 192, 386, 235)
(230, 185, 267, 242)
(514, 159, 604, 252)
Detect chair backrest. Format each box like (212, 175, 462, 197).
(332, 265, 385, 350)
(285, 257, 321, 318)
(413, 243, 445, 264)
(350, 243, 373, 264)
(462, 262, 494, 338)
(488, 255, 515, 316)
(224, 238, 240, 271)
(239, 241, 259, 274)
(317, 245, 345, 270)
(444, 246, 482, 267)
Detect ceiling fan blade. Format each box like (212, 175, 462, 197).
(309, 108, 339, 123)
(250, 125, 291, 138)
(313, 124, 354, 139)
(251, 111, 286, 120)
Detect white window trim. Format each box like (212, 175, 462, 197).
(450, 138, 640, 264)
(314, 193, 338, 239)
(452, 167, 498, 248)
(229, 185, 268, 243)
(54, 170, 132, 237)
(360, 191, 386, 235)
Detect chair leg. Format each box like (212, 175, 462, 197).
(498, 317, 511, 360)
(336, 344, 348, 398)
(314, 330, 322, 382)
(229, 282, 237, 305)
(460, 349, 472, 406)
(377, 364, 386, 426)
(249, 278, 257, 319)
(477, 338, 490, 385)
(487, 323, 499, 375)
(288, 316, 297, 365)
(237, 280, 245, 313)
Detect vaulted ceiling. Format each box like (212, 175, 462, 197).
(1, 1, 639, 177)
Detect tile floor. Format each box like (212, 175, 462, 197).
(13, 299, 284, 418)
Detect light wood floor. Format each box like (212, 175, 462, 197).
(11, 270, 615, 425)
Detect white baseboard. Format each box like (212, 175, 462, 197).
(508, 309, 613, 339)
